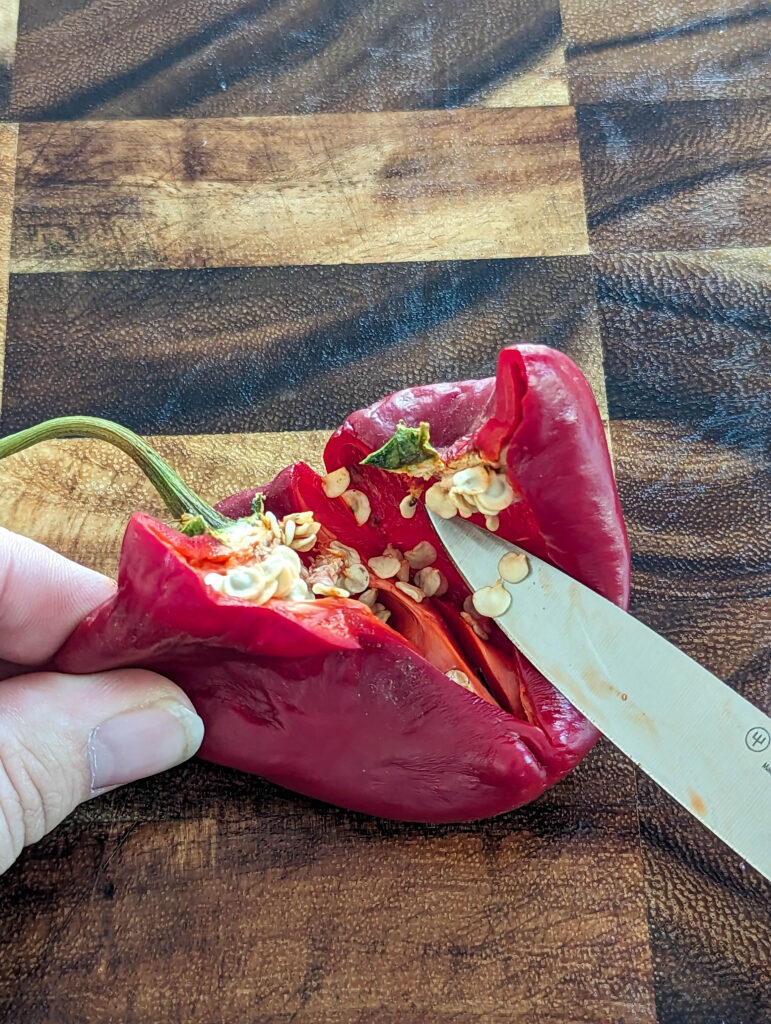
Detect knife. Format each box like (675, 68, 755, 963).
(428, 511, 771, 880)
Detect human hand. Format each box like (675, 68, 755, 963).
(0, 527, 204, 873)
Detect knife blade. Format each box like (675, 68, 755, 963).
(428, 510, 771, 879)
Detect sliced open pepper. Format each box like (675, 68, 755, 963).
(0, 344, 629, 822)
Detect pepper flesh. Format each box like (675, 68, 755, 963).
(40, 345, 630, 821)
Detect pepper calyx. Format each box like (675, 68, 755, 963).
(185, 492, 268, 544)
(179, 514, 209, 537)
(360, 421, 441, 474)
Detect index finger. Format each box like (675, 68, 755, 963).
(0, 527, 116, 667)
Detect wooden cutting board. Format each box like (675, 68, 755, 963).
(0, 2, 768, 1021)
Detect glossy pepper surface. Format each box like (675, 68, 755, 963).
(2, 344, 630, 822)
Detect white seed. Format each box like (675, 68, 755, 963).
(383, 544, 403, 560)
(476, 472, 515, 513)
(259, 557, 285, 585)
(455, 495, 476, 519)
(290, 510, 314, 524)
(485, 515, 500, 532)
(395, 581, 425, 603)
(414, 566, 442, 597)
(287, 511, 319, 538)
(293, 535, 318, 552)
(405, 541, 437, 570)
(263, 510, 281, 539)
(283, 515, 321, 551)
(373, 604, 391, 623)
(359, 588, 378, 607)
(342, 562, 370, 594)
(498, 551, 529, 584)
(424, 482, 457, 519)
(461, 610, 490, 640)
(205, 546, 310, 605)
(446, 669, 474, 692)
(321, 466, 351, 498)
(397, 561, 410, 582)
(399, 494, 418, 519)
(264, 544, 302, 575)
(342, 489, 372, 525)
(223, 568, 261, 595)
(294, 521, 318, 538)
(451, 465, 490, 495)
(259, 578, 279, 603)
(367, 555, 401, 579)
(312, 583, 351, 598)
(287, 580, 315, 601)
(472, 579, 512, 618)
(329, 541, 361, 564)
(204, 572, 225, 594)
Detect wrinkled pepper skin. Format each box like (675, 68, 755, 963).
(55, 345, 630, 822)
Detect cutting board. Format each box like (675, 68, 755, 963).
(0, 2, 768, 1021)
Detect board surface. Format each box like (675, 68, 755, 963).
(0, 2, 769, 1021)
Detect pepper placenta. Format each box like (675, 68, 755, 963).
(0, 345, 629, 822)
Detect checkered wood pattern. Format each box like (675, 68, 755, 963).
(0, 2, 768, 1021)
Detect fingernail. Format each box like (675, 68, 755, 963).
(88, 702, 205, 792)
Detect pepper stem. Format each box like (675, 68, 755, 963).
(0, 416, 230, 530)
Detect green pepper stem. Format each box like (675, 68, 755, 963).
(0, 416, 230, 530)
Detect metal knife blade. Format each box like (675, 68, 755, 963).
(429, 510, 771, 879)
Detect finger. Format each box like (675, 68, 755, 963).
(0, 527, 116, 665)
(0, 668, 204, 874)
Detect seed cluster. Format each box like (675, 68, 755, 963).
(308, 541, 390, 621)
(204, 494, 491, 699)
(366, 541, 448, 604)
(205, 456, 526, 697)
(218, 510, 321, 558)
(424, 464, 515, 531)
(205, 545, 313, 605)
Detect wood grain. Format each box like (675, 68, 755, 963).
(578, 101, 771, 252)
(10, 0, 566, 121)
(1, 256, 608, 435)
(0, 804, 655, 1023)
(597, 247, 770, 456)
(474, 35, 569, 108)
(10, 109, 589, 272)
(600, 248, 771, 1022)
(641, 804, 771, 1024)
(0, 121, 16, 410)
(562, 0, 771, 103)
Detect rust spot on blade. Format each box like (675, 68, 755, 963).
(582, 665, 615, 699)
(689, 791, 707, 818)
(580, 666, 658, 736)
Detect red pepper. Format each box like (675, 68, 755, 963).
(0, 345, 629, 822)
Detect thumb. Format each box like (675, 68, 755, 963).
(0, 668, 204, 873)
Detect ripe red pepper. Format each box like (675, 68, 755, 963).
(0, 345, 629, 822)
